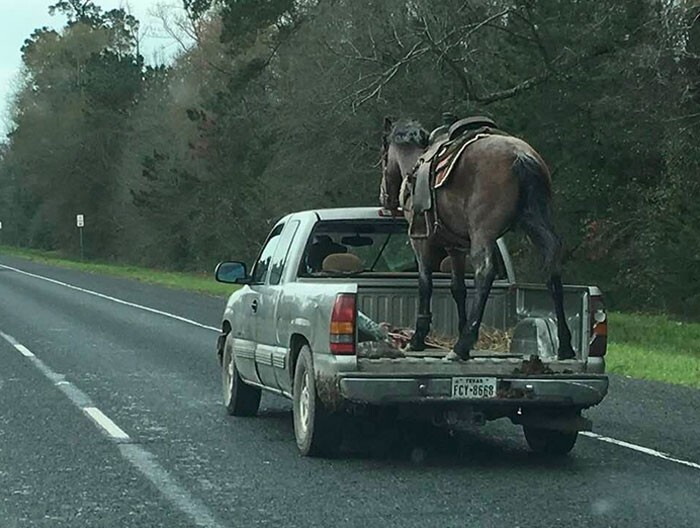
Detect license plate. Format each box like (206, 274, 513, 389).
(451, 377, 497, 399)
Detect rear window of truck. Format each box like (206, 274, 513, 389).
(299, 220, 506, 279)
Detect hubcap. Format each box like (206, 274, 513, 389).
(298, 371, 310, 436)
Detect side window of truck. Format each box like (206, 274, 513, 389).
(268, 220, 301, 285)
(251, 224, 284, 284)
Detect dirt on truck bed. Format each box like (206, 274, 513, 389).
(357, 316, 514, 359)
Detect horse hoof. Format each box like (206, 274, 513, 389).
(558, 346, 576, 360)
(405, 340, 426, 352)
(444, 351, 470, 361)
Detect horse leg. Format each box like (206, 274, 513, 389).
(447, 250, 468, 332)
(449, 242, 497, 360)
(408, 247, 433, 351)
(547, 273, 575, 359)
(521, 218, 576, 360)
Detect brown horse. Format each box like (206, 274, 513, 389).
(379, 117, 576, 361)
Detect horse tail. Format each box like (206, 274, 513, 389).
(512, 152, 562, 273)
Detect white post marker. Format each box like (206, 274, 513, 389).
(76, 214, 85, 260)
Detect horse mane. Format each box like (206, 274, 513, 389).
(380, 119, 428, 167)
(386, 119, 429, 148)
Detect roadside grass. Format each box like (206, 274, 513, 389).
(607, 313, 700, 389)
(1, 245, 698, 388)
(0, 245, 237, 297)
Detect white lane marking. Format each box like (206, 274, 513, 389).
(0, 263, 220, 333)
(14, 344, 35, 357)
(84, 406, 131, 441)
(5, 263, 696, 475)
(119, 444, 223, 528)
(0, 331, 225, 528)
(0, 330, 18, 345)
(0, 331, 37, 357)
(582, 432, 700, 470)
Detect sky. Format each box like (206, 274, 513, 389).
(0, 0, 184, 135)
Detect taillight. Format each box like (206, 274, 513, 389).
(589, 295, 607, 357)
(330, 293, 356, 355)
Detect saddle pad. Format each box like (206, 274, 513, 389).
(411, 157, 433, 214)
(435, 133, 491, 188)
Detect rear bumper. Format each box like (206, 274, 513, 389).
(338, 375, 608, 408)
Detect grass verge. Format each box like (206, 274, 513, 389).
(607, 312, 700, 389)
(1, 245, 698, 388)
(0, 245, 237, 297)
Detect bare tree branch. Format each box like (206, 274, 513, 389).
(150, 2, 197, 54)
(513, 6, 552, 68)
(346, 41, 429, 110)
(344, 3, 623, 109)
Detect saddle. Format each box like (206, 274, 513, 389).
(405, 115, 507, 247)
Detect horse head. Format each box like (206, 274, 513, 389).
(380, 117, 428, 211)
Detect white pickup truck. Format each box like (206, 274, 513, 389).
(214, 207, 609, 457)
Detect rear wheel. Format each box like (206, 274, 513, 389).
(222, 335, 261, 417)
(523, 426, 578, 455)
(293, 345, 342, 457)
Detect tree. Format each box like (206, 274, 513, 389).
(5, 1, 144, 254)
(1, 0, 699, 316)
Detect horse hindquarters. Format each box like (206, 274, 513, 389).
(512, 153, 576, 360)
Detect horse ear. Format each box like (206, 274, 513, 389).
(419, 129, 429, 147)
(383, 116, 393, 133)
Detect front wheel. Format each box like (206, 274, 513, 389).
(222, 335, 261, 417)
(293, 346, 342, 457)
(523, 426, 578, 455)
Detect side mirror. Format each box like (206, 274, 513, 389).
(215, 261, 249, 284)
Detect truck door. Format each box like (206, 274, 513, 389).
(240, 223, 284, 387)
(254, 220, 300, 392)
(230, 285, 261, 384)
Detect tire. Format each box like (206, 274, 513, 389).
(292, 345, 342, 457)
(222, 335, 261, 417)
(523, 426, 578, 455)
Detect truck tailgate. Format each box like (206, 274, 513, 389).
(340, 356, 608, 408)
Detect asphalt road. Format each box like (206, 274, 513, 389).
(1, 254, 699, 528)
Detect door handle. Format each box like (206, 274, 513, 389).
(251, 299, 259, 313)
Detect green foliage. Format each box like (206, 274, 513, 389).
(1, 0, 699, 319)
(0, 245, 236, 296)
(607, 343, 700, 388)
(183, 0, 216, 20)
(607, 312, 700, 388)
(3, 1, 144, 256)
(219, 0, 297, 46)
(82, 51, 143, 109)
(49, 1, 103, 23)
(609, 312, 700, 354)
